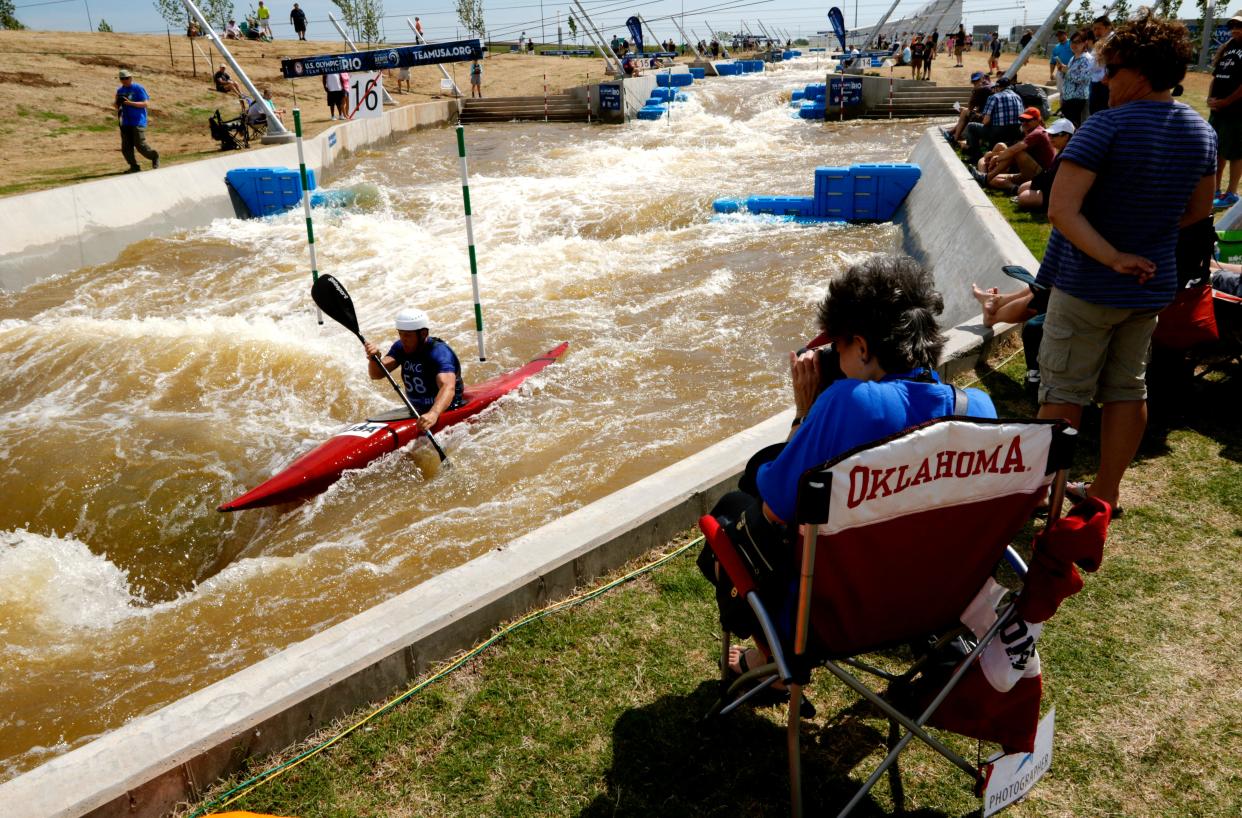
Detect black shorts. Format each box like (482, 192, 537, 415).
(327, 89, 345, 107)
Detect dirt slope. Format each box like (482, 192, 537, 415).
(0, 30, 612, 196)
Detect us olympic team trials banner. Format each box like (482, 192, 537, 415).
(281, 38, 483, 79)
(828, 8, 847, 52)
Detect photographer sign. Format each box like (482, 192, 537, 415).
(982, 708, 1055, 816)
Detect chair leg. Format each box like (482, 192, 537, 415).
(886, 717, 905, 812)
(788, 682, 804, 818)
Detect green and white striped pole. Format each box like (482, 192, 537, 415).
(293, 108, 323, 325)
(456, 124, 486, 361)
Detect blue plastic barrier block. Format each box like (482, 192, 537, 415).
(805, 83, 826, 100)
(745, 195, 814, 217)
(798, 101, 826, 119)
(226, 167, 314, 218)
(791, 89, 805, 101)
(690, 67, 706, 78)
(650, 87, 676, 101)
(636, 105, 667, 120)
(670, 72, 693, 86)
(712, 198, 742, 213)
(813, 167, 852, 219)
(851, 163, 922, 220)
(655, 73, 672, 87)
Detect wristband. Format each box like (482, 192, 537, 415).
(791, 416, 804, 428)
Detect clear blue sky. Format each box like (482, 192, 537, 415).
(9, 0, 1197, 42)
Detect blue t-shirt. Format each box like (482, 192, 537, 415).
(756, 372, 997, 523)
(1050, 40, 1073, 69)
(386, 336, 464, 412)
(116, 83, 149, 128)
(1036, 101, 1217, 309)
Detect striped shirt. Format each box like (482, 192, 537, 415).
(982, 88, 1023, 126)
(1036, 100, 1216, 309)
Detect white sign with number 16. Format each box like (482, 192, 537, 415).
(347, 71, 384, 120)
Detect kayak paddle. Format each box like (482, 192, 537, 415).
(311, 274, 450, 464)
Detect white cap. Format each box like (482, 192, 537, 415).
(394, 308, 429, 331)
(1047, 118, 1076, 136)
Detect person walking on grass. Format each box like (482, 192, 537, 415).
(115, 69, 159, 174)
(290, 3, 307, 40)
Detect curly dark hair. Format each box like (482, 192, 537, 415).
(1100, 9, 1194, 92)
(816, 255, 945, 373)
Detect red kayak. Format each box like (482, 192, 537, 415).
(219, 342, 568, 512)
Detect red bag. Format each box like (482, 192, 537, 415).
(1152, 283, 1219, 350)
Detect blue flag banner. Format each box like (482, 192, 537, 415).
(626, 16, 644, 53)
(828, 8, 847, 52)
(281, 39, 483, 78)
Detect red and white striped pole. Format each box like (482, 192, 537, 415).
(543, 73, 549, 122)
(888, 63, 894, 119)
(586, 73, 591, 123)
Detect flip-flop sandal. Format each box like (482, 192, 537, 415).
(1065, 481, 1125, 517)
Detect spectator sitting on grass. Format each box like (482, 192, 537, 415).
(214, 65, 242, 96)
(224, 19, 241, 39)
(1013, 118, 1076, 211)
(973, 107, 1056, 193)
(946, 71, 993, 145)
(1036, 10, 1215, 513)
(964, 76, 1024, 161)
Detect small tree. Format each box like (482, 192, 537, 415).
(1151, 0, 1179, 19)
(332, 0, 384, 44)
(98, 19, 113, 32)
(1071, 0, 1095, 30)
(1, 0, 25, 29)
(568, 14, 577, 44)
(153, 0, 234, 32)
(456, 0, 485, 38)
(1109, 0, 1131, 22)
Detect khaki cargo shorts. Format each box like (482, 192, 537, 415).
(1038, 287, 1159, 405)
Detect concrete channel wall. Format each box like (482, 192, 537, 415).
(0, 100, 455, 292)
(0, 126, 1035, 818)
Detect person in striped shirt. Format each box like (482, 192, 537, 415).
(1035, 10, 1215, 514)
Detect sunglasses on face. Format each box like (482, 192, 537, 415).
(1104, 62, 1125, 78)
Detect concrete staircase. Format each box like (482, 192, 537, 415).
(862, 84, 972, 119)
(457, 94, 590, 124)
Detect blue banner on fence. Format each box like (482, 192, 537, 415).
(281, 39, 484, 78)
(828, 8, 847, 53)
(829, 76, 863, 106)
(626, 16, 644, 54)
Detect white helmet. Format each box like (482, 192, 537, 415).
(394, 308, 429, 331)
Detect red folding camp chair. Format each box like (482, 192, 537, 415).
(700, 416, 1090, 816)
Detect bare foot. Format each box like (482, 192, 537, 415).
(971, 283, 1001, 327)
(728, 645, 768, 675)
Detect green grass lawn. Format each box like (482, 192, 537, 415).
(187, 349, 1242, 817)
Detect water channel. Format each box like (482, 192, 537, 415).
(0, 59, 928, 779)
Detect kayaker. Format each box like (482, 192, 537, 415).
(364, 309, 465, 432)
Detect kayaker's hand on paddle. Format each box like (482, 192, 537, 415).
(364, 341, 380, 357)
(417, 409, 440, 432)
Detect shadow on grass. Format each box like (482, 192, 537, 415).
(581, 681, 966, 818)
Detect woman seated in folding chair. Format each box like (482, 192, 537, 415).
(244, 87, 283, 137)
(702, 255, 998, 695)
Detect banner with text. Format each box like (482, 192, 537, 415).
(282, 39, 483, 79)
(626, 16, 644, 54)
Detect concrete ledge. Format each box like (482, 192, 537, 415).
(0, 411, 792, 818)
(0, 100, 454, 292)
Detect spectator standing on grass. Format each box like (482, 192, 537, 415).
(115, 69, 159, 174)
(290, 3, 307, 40)
(413, 16, 425, 43)
(955, 24, 966, 66)
(323, 71, 345, 120)
(1057, 30, 1094, 127)
(1036, 11, 1215, 514)
(910, 34, 925, 79)
(257, 1, 272, 38)
(1088, 16, 1114, 115)
(1050, 29, 1072, 96)
(989, 32, 1002, 74)
(470, 60, 483, 98)
(1208, 13, 1242, 209)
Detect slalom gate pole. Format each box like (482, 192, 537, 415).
(455, 125, 486, 361)
(544, 73, 549, 122)
(293, 108, 323, 325)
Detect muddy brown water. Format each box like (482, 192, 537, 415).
(0, 63, 928, 779)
